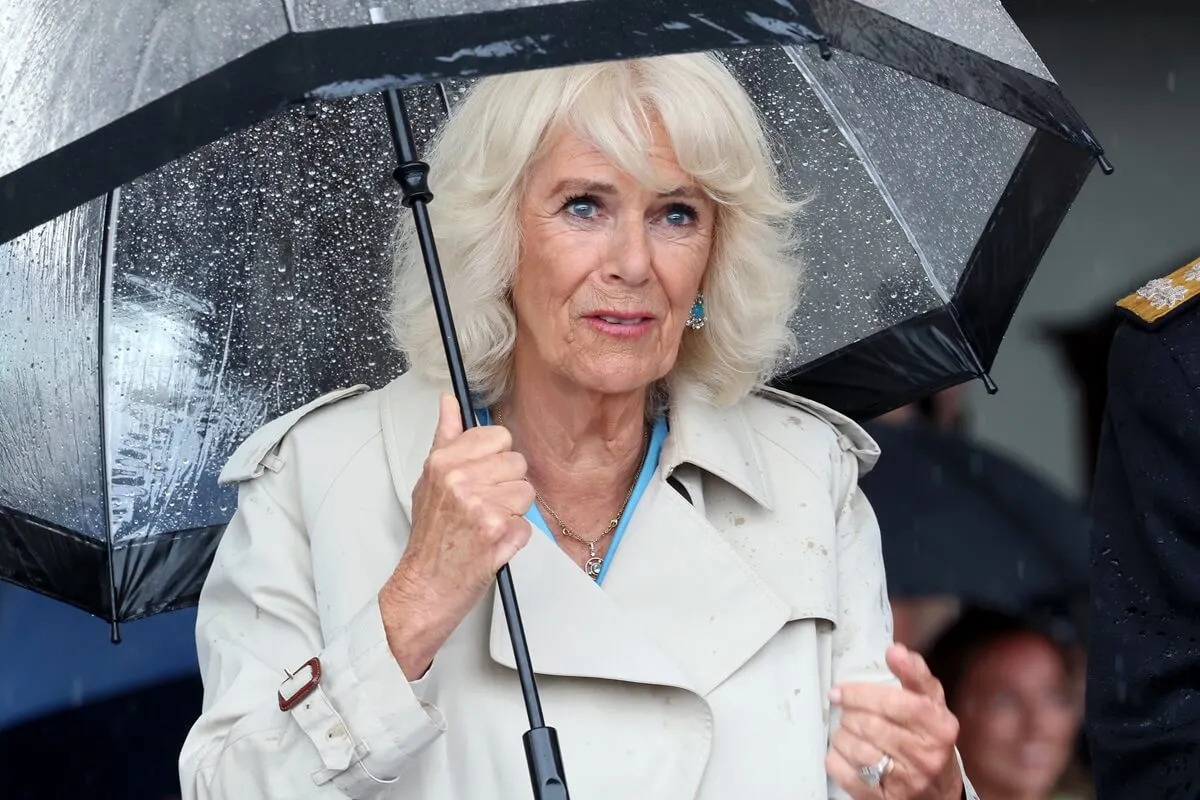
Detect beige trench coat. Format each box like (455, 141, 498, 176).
(179, 372, 976, 799)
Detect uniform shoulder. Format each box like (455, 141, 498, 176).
(1117, 256, 1200, 329)
(745, 385, 881, 472)
(218, 383, 379, 485)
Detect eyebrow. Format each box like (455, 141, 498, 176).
(548, 178, 703, 200)
(549, 179, 618, 197)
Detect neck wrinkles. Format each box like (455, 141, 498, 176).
(502, 353, 652, 501)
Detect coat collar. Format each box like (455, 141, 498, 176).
(379, 372, 790, 697)
(659, 384, 774, 511)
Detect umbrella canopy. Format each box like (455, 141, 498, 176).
(861, 421, 1090, 613)
(0, 5, 1102, 624)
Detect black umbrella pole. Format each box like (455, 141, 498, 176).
(382, 88, 570, 800)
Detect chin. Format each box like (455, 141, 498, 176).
(577, 375, 658, 397)
(573, 368, 662, 397)
(566, 355, 672, 397)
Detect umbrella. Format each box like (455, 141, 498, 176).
(1, 3, 1103, 795)
(1, 2, 1107, 424)
(0, 38, 1108, 620)
(861, 420, 1090, 613)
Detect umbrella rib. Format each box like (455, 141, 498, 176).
(781, 45, 948, 304)
(99, 189, 121, 638)
(279, 0, 298, 32)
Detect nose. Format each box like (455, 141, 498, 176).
(1023, 705, 1068, 739)
(604, 216, 652, 286)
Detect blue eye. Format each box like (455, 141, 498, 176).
(664, 203, 697, 226)
(565, 195, 599, 219)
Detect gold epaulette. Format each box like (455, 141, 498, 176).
(1117, 256, 1200, 327)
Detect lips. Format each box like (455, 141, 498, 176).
(595, 314, 651, 325)
(585, 311, 656, 338)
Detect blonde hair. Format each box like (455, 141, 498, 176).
(390, 51, 802, 408)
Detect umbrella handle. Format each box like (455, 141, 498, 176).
(380, 86, 570, 800)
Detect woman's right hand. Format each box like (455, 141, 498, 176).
(380, 393, 535, 680)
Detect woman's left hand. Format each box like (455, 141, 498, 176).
(826, 644, 964, 800)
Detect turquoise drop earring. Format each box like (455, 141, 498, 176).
(685, 292, 706, 330)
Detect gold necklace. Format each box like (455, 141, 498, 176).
(494, 406, 649, 580)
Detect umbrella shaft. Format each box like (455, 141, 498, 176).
(385, 88, 542, 721)
(408, 197, 475, 431)
(380, 92, 570, 799)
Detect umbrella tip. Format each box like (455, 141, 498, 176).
(817, 38, 833, 60)
(980, 372, 998, 395)
(110, 619, 122, 645)
(1096, 152, 1114, 175)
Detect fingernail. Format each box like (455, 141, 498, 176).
(829, 687, 842, 705)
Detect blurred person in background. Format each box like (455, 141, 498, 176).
(871, 386, 1093, 799)
(927, 607, 1088, 800)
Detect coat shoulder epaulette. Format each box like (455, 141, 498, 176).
(751, 385, 880, 472)
(1117, 256, 1200, 328)
(218, 384, 371, 485)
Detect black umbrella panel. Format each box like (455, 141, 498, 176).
(862, 421, 1090, 612)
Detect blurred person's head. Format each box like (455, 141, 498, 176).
(926, 607, 1081, 800)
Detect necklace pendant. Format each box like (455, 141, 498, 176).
(584, 541, 602, 580)
(585, 556, 603, 579)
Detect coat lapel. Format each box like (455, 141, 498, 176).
(486, 530, 696, 692)
(598, 476, 791, 696)
(378, 373, 792, 697)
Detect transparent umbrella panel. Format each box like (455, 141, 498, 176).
(0, 39, 1082, 620)
(724, 45, 1032, 370)
(0, 95, 405, 619)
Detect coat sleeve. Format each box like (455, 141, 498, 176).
(1087, 317, 1200, 798)
(178, 461, 446, 799)
(826, 445, 979, 800)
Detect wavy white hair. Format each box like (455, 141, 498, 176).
(390, 51, 802, 408)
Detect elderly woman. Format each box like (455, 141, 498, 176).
(179, 53, 972, 799)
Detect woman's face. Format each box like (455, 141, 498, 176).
(955, 634, 1080, 799)
(511, 122, 715, 397)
